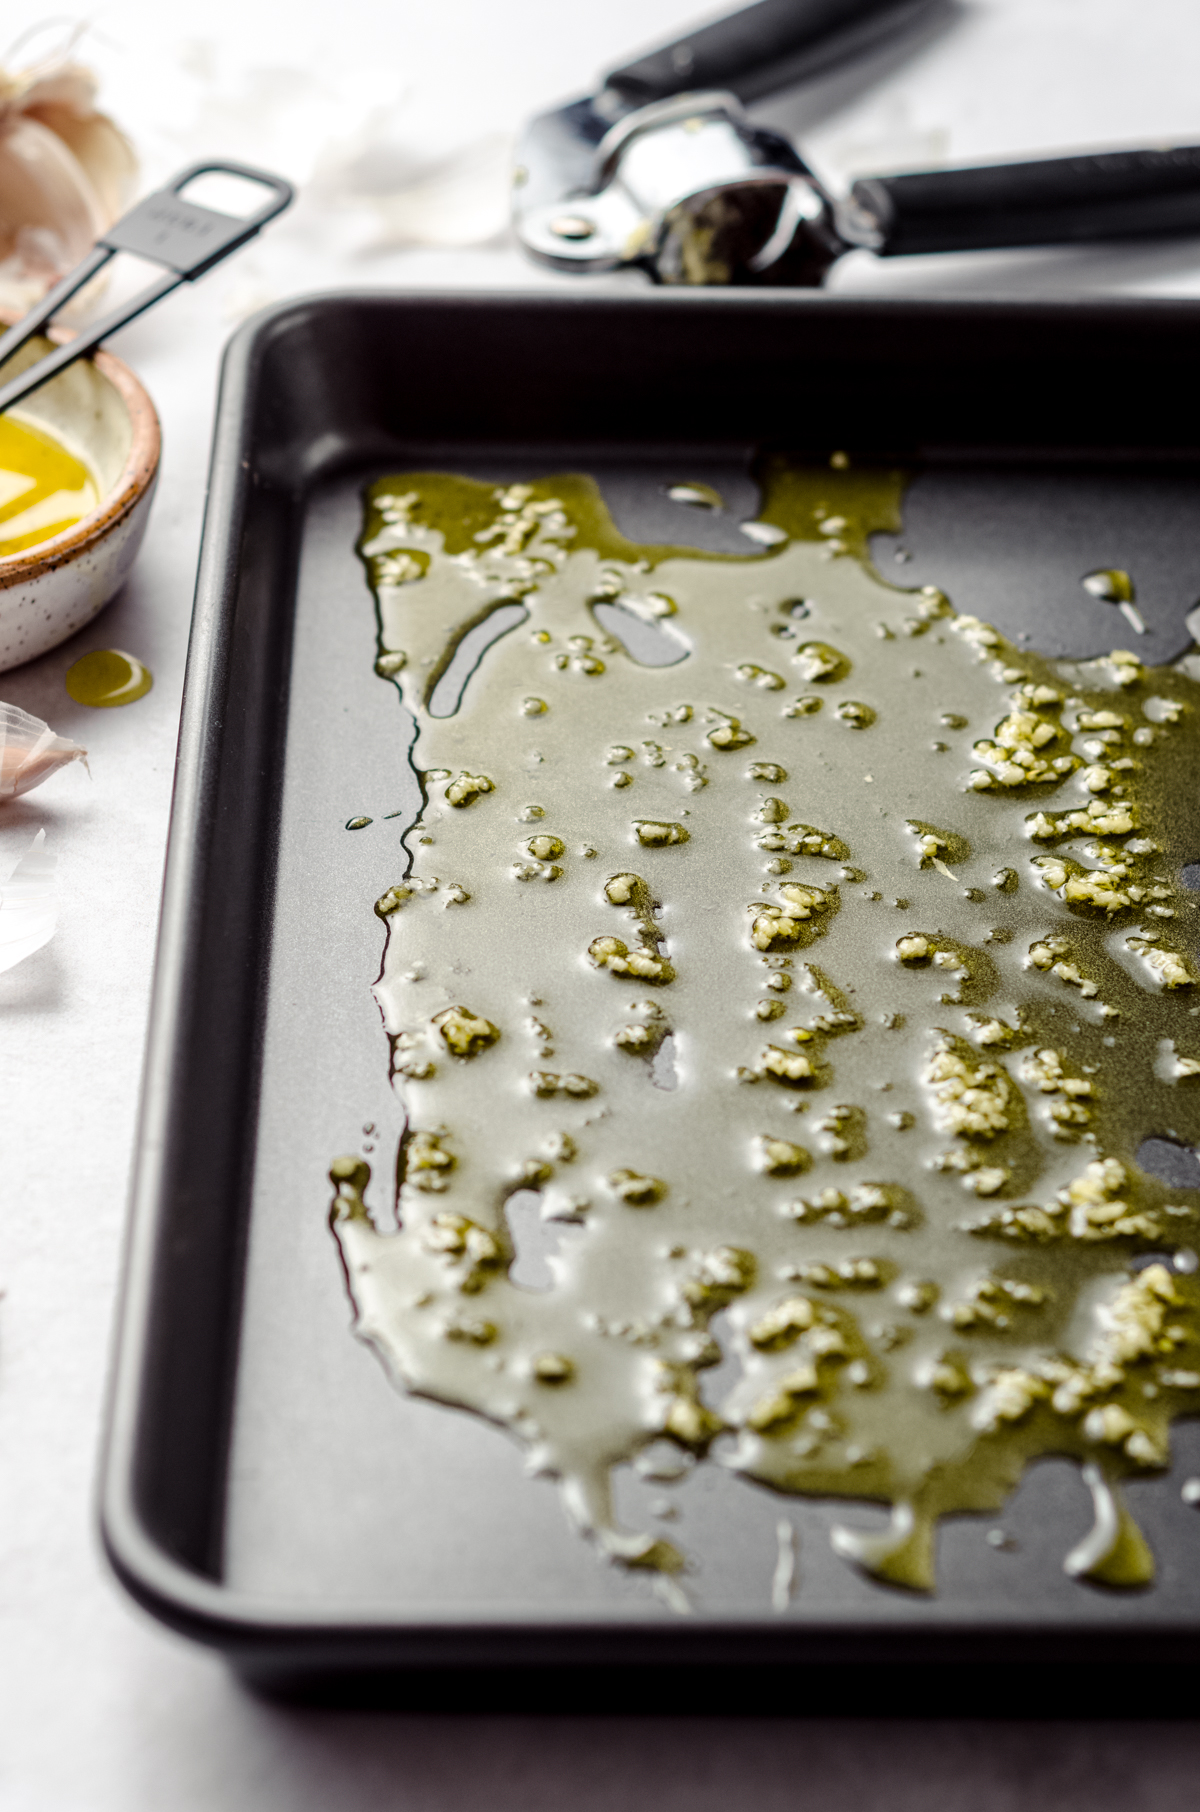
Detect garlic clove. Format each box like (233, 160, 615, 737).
(0, 826, 56, 973)
(27, 106, 137, 223)
(0, 111, 103, 270)
(20, 65, 138, 224)
(11, 59, 105, 116)
(0, 702, 87, 800)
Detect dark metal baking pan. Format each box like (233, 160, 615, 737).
(101, 289, 1200, 1694)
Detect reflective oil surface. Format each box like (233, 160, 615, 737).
(329, 461, 1200, 1593)
(64, 648, 152, 708)
(0, 414, 97, 557)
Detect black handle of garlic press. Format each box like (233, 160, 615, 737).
(604, 0, 938, 105)
(847, 145, 1200, 257)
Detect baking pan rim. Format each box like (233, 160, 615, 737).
(100, 284, 1200, 1668)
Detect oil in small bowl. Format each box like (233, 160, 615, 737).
(0, 414, 98, 558)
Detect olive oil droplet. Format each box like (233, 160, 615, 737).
(64, 648, 152, 708)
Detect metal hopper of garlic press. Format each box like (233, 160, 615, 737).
(512, 0, 941, 286)
(515, 0, 1200, 287)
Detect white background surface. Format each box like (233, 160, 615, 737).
(4, 0, 1200, 1805)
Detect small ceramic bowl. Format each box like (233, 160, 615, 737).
(0, 328, 161, 674)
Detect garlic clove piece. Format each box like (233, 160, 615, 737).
(24, 106, 137, 224)
(20, 65, 138, 224)
(0, 111, 103, 271)
(0, 827, 56, 973)
(0, 702, 87, 800)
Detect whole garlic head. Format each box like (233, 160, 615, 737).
(0, 31, 137, 315)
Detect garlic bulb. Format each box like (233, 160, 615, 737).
(0, 29, 137, 315)
(0, 700, 86, 799)
(0, 826, 56, 973)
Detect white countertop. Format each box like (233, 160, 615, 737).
(3, 1, 1200, 1804)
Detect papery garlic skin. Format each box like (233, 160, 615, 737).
(0, 113, 101, 270)
(14, 62, 137, 224)
(0, 825, 56, 972)
(0, 41, 137, 314)
(0, 701, 86, 799)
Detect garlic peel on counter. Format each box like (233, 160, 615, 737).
(0, 826, 55, 973)
(0, 31, 137, 315)
(0, 701, 86, 798)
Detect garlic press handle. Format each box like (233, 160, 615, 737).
(605, 0, 940, 106)
(842, 145, 1200, 255)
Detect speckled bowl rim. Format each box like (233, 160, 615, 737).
(0, 334, 161, 593)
